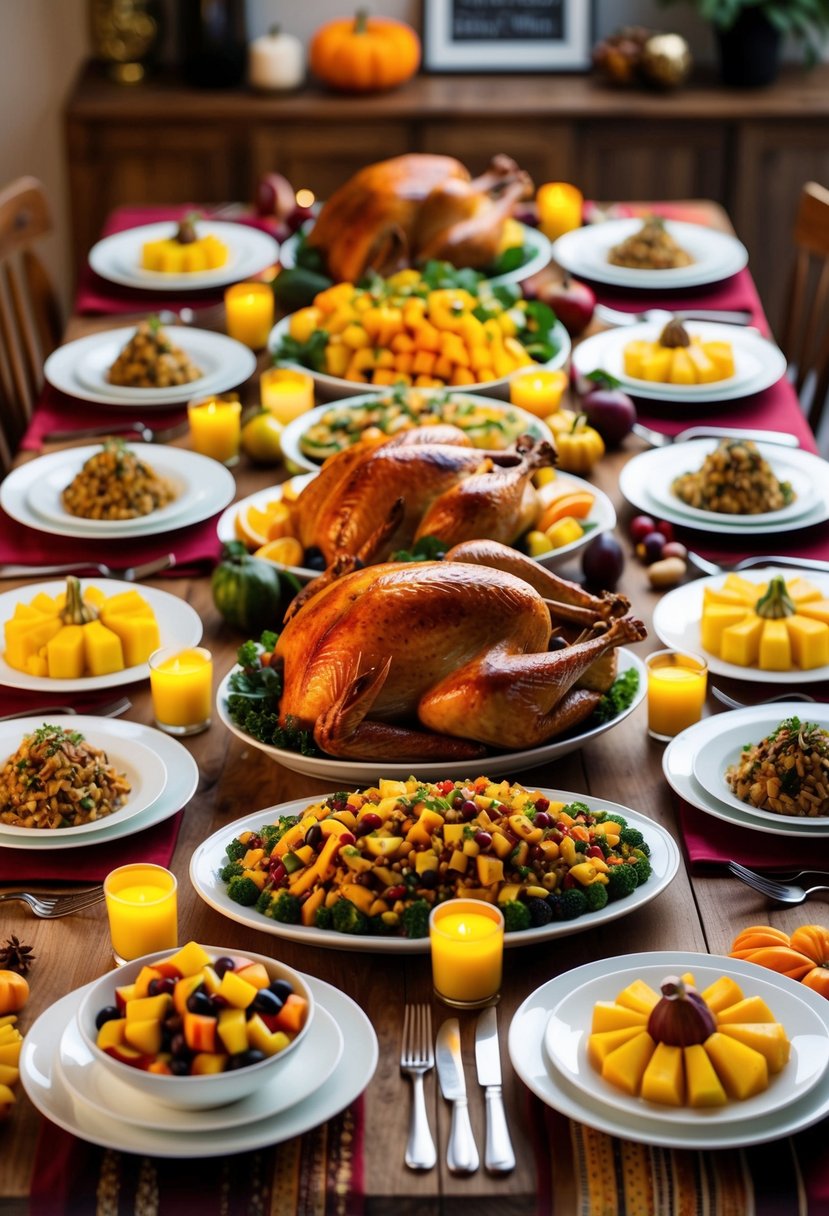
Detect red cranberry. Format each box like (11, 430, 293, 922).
(460, 800, 478, 820)
(356, 812, 382, 835)
(338, 832, 356, 847)
(474, 830, 492, 849)
(630, 514, 657, 543)
(385, 884, 406, 900)
(535, 797, 550, 813)
(534, 812, 552, 829)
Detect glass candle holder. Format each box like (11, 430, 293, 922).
(509, 369, 568, 418)
(149, 646, 213, 736)
(188, 393, 242, 465)
(224, 281, 274, 349)
(104, 863, 178, 966)
(536, 182, 584, 242)
(260, 367, 315, 424)
(646, 648, 708, 741)
(429, 899, 504, 1010)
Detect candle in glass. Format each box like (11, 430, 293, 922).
(188, 394, 241, 465)
(225, 281, 274, 348)
(149, 646, 213, 736)
(429, 899, 504, 1009)
(646, 649, 708, 741)
(260, 368, 314, 424)
(509, 369, 568, 418)
(104, 864, 178, 965)
(536, 182, 584, 242)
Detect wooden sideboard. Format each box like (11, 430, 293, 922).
(64, 62, 829, 331)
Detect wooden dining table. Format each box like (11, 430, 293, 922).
(1, 200, 826, 1215)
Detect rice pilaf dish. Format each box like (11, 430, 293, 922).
(725, 717, 829, 819)
(107, 318, 203, 388)
(672, 439, 794, 515)
(61, 438, 177, 521)
(0, 724, 131, 829)
(607, 217, 693, 270)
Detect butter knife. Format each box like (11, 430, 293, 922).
(474, 1006, 515, 1173)
(436, 1018, 479, 1174)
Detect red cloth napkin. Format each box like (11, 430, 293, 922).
(679, 801, 829, 872)
(0, 811, 183, 883)
(30, 1098, 364, 1216)
(75, 205, 280, 316)
(20, 386, 187, 452)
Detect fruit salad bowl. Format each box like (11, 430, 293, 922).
(76, 943, 314, 1110)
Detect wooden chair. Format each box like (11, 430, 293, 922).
(0, 176, 62, 473)
(781, 181, 829, 433)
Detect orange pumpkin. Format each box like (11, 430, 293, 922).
(729, 923, 829, 998)
(310, 10, 421, 93)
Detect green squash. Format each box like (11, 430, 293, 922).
(212, 541, 301, 633)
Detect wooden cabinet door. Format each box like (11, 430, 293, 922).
(249, 125, 410, 199)
(577, 122, 727, 206)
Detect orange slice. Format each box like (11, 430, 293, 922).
(255, 537, 304, 567)
(537, 492, 595, 532)
(234, 501, 287, 549)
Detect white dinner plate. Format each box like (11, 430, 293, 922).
(543, 959, 829, 1126)
(190, 786, 679, 954)
(279, 221, 552, 287)
(217, 468, 615, 578)
(653, 568, 829, 684)
(0, 579, 202, 693)
(509, 950, 829, 1149)
(216, 647, 646, 784)
(0, 718, 166, 837)
(20, 975, 376, 1157)
(620, 440, 819, 530)
(551, 220, 748, 290)
(268, 314, 571, 401)
(88, 221, 279, 292)
(572, 322, 786, 405)
(621, 449, 829, 537)
(2, 445, 236, 541)
(692, 709, 829, 824)
(59, 1002, 343, 1133)
(44, 326, 257, 408)
(0, 718, 198, 850)
(278, 391, 554, 473)
(663, 706, 829, 839)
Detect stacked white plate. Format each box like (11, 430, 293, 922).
(44, 326, 257, 409)
(572, 321, 786, 405)
(88, 221, 279, 292)
(20, 970, 377, 1156)
(0, 716, 198, 849)
(620, 442, 829, 536)
(1, 445, 236, 541)
(510, 950, 829, 1149)
(663, 703, 829, 838)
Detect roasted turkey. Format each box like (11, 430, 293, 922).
(274, 542, 646, 761)
(306, 153, 533, 283)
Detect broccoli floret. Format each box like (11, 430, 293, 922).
(606, 864, 639, 900)
(315, 905, 333, 930)
(401, 899, 431, 939)
(332, 898, 368, 935)
(255, 888, 273, 914)
(227, 876, 261, 906)
(236, 640, 260, 669)
(574, 840, 588, 853)
(563, 801, 591, 818)
(225, 838, 247, 863)
(585, 883, 609, 912)
(633, 854, 652, 887)
(503, 900, 532, 932)
(271, 892, 301, 924)
(526, 897, 553, 927)
(368, 914, 398, 936)
(619, 828, 645, 849)
(219, 860, 244, 883)
(559, 889, 588, 920)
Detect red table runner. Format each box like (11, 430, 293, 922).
(0, 811, 183, 884)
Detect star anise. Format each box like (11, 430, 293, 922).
(0, 935, 35, 974)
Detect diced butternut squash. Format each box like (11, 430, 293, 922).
(700, 976, 744, 1013)
(602, 1031, 656, 1095)
(587, 1026, 646, 1069)
(785, 615, 829, 669)
(641, 1042, 685, 1106)
(591, 1002, 649, 1033)
(615, 980, 660, 1015)
(758, 619, 792, 671)
(718, 1022, 790, 1073)
(715, 995, 775, 1024)
(704, 1032, 768, 1099)
(684, 1044, 728, 1107)
(720, 616, 764, 667)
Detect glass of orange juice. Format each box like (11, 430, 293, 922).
(646, 649, 708, 741)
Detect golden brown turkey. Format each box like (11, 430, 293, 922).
(274, 543, 646, 761)
(306, 153, 533, 283)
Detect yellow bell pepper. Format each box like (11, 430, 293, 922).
(553, 414, 605, 475)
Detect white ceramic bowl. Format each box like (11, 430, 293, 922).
(76, 944, 314, 1110)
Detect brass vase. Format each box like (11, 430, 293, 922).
(90, 0, 162, 84)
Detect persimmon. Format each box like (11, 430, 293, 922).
(729, 923, 829, 999)
(0, 972, 28, 1015)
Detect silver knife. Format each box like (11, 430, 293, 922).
(435, 1018, 479, 1174)
(474, 1006, 515, 1173)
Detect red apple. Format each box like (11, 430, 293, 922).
(255, 173, 297, 222)
(582, 387, 637, 445)
(538, 277, 596, 336)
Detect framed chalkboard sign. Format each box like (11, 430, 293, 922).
(423, 0, 591, 72)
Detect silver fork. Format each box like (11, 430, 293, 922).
(728, 862, 829, 905)
(632, 423, 799, 450)
(42, 421, 188, 445)
(0, 554, 176, 581)
(687, 552, 829, 578)
(0, 696, 132, 723)
(711, 688, 817, 711)
(596, 304, 754, 328)
(400, 1003, 437, 1171)
(0, 887, 105, 918)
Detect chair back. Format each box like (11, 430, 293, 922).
(781, 181, 829, 432)
(0, 176, 61, 472)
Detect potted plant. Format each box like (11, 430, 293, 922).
(659, 0, 829, 86)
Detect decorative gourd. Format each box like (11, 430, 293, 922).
(0, 972, 28, 1015)
(211, 541, 300, 633)
(731, 924, 829, 998)
(309, 10, 421, 94)
(700, 573, 829, 671)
